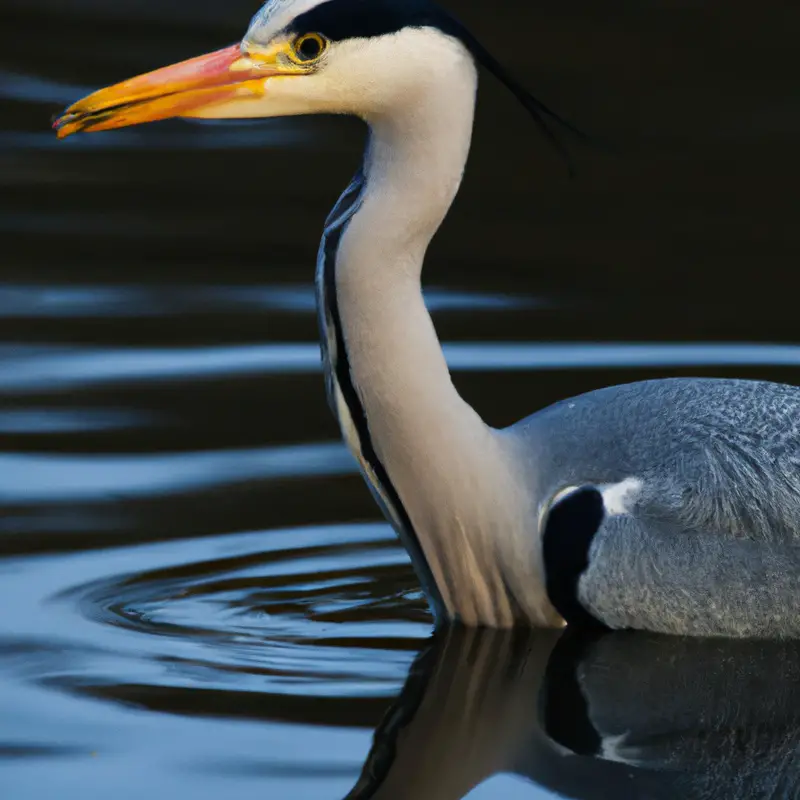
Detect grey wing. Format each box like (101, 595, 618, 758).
(520, 378, 800, 637)
(545, 485, 800, 638)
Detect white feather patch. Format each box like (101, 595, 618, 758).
(247, 0, 330, 44)
(600, 477, 643, 516)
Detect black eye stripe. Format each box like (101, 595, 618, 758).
(288, 0, 462, 43)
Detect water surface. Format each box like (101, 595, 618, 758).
(2, 2, 800, 798)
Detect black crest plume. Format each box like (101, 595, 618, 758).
(290, 0, 588, 173)
(443, 12, 588, 175)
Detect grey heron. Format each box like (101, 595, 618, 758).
(54, 0, 800, 638)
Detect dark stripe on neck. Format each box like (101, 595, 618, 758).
(541, 486, 608, 630)
(319, 167, 445, 620)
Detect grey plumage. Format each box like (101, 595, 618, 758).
(516, 378, 800, 637)
(582, 516, 800, 637)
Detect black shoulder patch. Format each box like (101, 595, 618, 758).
(542, 486, 607, 629)
(288, 0, 463, 42)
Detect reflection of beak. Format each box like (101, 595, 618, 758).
(53, 44, 286, 139)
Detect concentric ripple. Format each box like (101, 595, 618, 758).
(48, 524, 431, 715)
(0, 524, 431, 796)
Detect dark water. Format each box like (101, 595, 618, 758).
(2, 1, 800, 798)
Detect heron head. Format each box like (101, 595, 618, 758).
(54, 0, 582, 170)
(52, 0, 484, 137)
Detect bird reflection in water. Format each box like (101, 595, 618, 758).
(346, 628, 800, 800)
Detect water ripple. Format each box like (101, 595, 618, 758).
(27, 523, 430, 702)
(0, 442, 352, 502)
(0, 408, 147, 434)
(3, 341, 800, 393)
(0, 124, 315, 152)
(0, 284, 535, 318)
(0, 70, 91, 104)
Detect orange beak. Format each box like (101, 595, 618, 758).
(53, 44, 282, 139)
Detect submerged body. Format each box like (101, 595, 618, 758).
(53, 0, 800, 638)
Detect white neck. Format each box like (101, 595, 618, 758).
(328, 31, 559, 627)
(339, 39, 480, 441)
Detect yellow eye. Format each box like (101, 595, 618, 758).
(292, 33, 327, 63)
